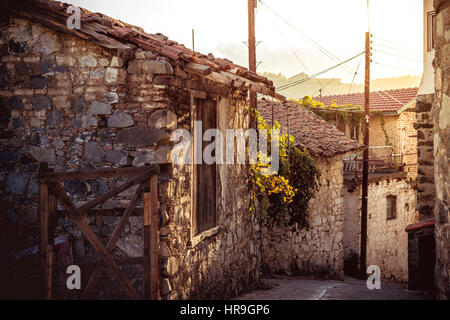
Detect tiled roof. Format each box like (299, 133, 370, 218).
(313, 87, 418, 113)
(258, 99, 363, 158)
(3, 0, 281, 98)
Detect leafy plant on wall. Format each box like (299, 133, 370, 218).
(295, 96, 364, 134)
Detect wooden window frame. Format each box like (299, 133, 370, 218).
(190, 97, 218, 239)
(386, 195, 397, 220)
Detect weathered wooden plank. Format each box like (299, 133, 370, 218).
(81, 183, 144, 299)
(47, 191, 57, 300)
(57, 208, 144, 217)
(74, 217, 142, 300)
(39, 165, 157, 182)
(39, 163, 50, 299)
(143, 192, 151, 300)
(149, 174, 160, 300)
(184, 62, 212, 75)
(68, 166, 159, 219)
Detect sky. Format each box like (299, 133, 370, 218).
(68, 0, 423, 83)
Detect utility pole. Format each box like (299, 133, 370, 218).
(248, 0, 257, 127)
(360, 31, 371, 278)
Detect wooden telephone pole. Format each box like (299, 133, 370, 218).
(248, 0, 257, 126)
(360, 31, 371, 278)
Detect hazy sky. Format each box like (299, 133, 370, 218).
(69, 0, 423, 83)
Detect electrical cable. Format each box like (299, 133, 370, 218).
(276, 52, 365, 91)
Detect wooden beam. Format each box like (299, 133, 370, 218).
(184, 62, 212, 75)
(47, 191, 57, 300)
(68, 166, 158, 219)
(81, 183, 144, 299)
(39, 162, 50, 300)
(143, 192, 151, 300)
(39, 165, 158, 183)
(149, 174, 160, 300)
(57, 208, 144, 217)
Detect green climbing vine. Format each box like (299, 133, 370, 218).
(379, 114, 392, 146)
(248, 108, 321, 229)
(294, 96, 364, 130)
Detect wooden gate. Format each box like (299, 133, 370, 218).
(38, 162, 160, 300)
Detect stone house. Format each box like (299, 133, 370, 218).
(0, 0, 284, 299)
(343, 171, 418, 282)
(314, 87, 419, 180)
(414, 0, 450, 299)
(309, 91, 420, 282)
(258, 99, 362, 279)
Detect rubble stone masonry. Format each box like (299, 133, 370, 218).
(344, 175, 417, 282)
(0, 16, 259, 299)
(415, 94, 435, 219)
(261, 155, 345, 280)
(432, 0, 450, 300)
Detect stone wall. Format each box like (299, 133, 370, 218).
(261, 155, 345, 280)
(344, 175, 417, 282)
(415, 94, 435, 219)
(0, 16, 259, 299)
(432, 0, 450, 300)
(397, 108, 418, 180)
(160, 96, 262, 299)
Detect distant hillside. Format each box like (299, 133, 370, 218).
(262, 72, 422, 100)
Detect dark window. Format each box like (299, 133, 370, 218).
(386, 195, 397, 220)
(350, 125, 360, 141)
(192, 98, 217, 234)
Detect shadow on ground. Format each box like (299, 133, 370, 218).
(234, 276, 433, 300)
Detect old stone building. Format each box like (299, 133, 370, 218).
(344, 172, 417, 282)
(315, 88, 419, 180)
(413, 0, 449, 299)
(0, 0, 283, 299)
(258, 100, 362, 279)
(430, 0, 450, 300)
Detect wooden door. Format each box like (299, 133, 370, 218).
(193, 99, 217, 234)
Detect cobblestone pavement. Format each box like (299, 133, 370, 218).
(234, 276, 434, 300)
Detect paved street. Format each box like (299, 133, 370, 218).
(235, 276, 433, 300)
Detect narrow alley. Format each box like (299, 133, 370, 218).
(235, 277, 432, 300)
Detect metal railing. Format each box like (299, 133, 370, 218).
(343, 146, 402, 178)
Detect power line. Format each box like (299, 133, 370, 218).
(373, 42, 421, 58)
(372, 48, 422, 63)
(374, 90, 404, 106)
(276, 52, 365, 91)
(258, 3, 325, 89)
(372, 60, 420, 74)
(259, 0, 353, 74)
(349, 53, 364, 94)
(312, 67, 346, 97)
(372, 36, 418, 50)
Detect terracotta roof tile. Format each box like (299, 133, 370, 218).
(313, 87, 418, 113)
(3, 0, 274, 90)
(258, 99, 363, 158)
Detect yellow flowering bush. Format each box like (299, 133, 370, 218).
(249, 108, 320, 228)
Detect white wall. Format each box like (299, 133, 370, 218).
(418, 0, 435, 95)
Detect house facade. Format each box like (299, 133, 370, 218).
(343, 172, 418, 282)
(314, 87, 419, 180)
(0, 0, 281, 299)
(312, 89, 419, 282)
(427, 0, 450, 300)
